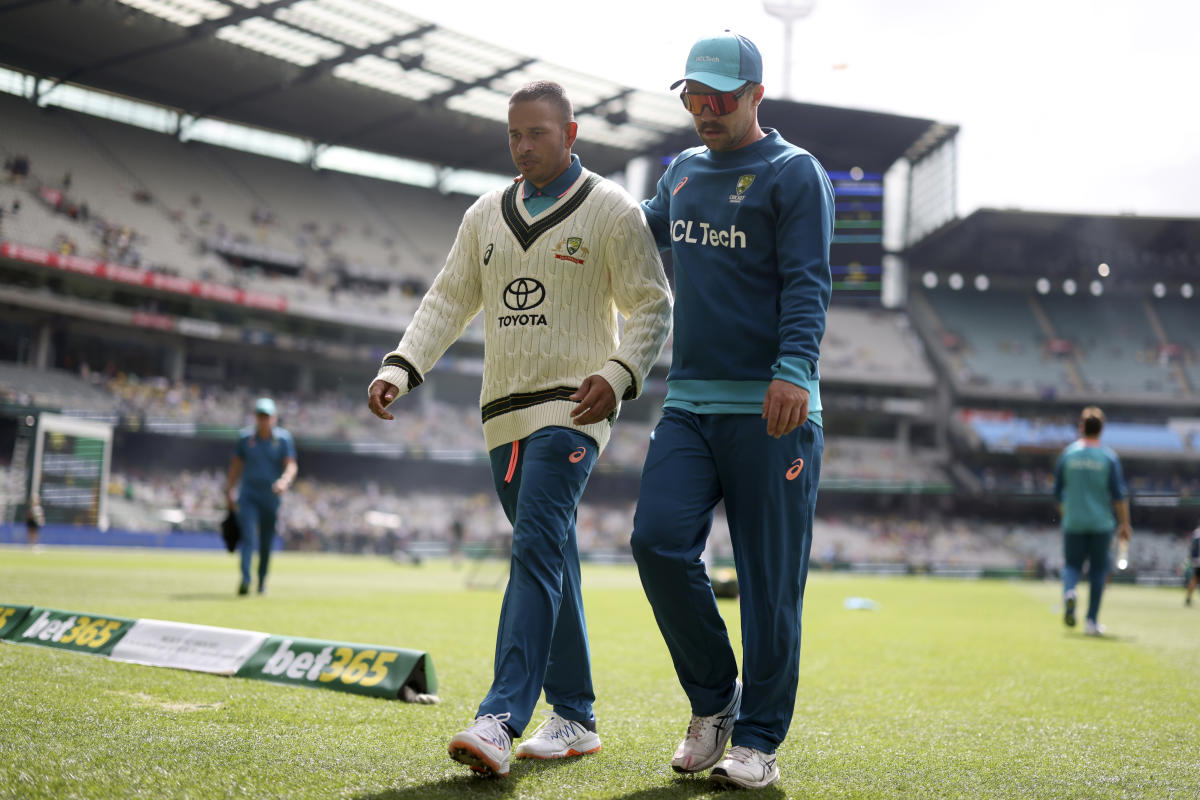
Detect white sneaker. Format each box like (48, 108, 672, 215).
(514, 710, 601, 759)
(670, 679, 741, 773)
(710, 745, 781, 789)
(448, 713, 512, 777)
(1084, 620, 1107, 636)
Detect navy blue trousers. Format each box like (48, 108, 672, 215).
(237, 488, 279, 587)
(476, 426, 598, 735)
(1062, 532, 1112, 623)
(631, 408, 823, 754)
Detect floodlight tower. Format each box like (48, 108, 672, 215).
(762, 0, 816, 99)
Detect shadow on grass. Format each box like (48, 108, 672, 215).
(1063, 631, 1134, 644)
(355, 764, 778, 800)
(169, 593, 247, 601)
(356, 773, 518, 799)
(606, 776, 786, 799)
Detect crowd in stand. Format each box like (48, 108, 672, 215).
(974, 465, 1200, 498)
(101, 468, 1195, 575)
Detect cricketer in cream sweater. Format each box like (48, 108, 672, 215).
(369, 161, 671, 453)
(368, 81, 671, 778)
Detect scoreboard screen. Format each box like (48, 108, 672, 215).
(828, 169, 884, 303)
(31, 413, 112, 529)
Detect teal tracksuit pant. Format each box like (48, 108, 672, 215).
(476, 426, 598, 735)
(238, 486, 279, 588)
(631, 408, 823, 754)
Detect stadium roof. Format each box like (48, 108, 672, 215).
(0, 0, 953, 180)
(907, 209, 1200, 281)
(0, 0, 686, 175)
(659, 99, 956, 175)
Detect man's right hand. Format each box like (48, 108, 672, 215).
(368, 379, 401, 420)
(226, 489, 237, 511)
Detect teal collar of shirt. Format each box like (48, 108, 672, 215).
(522, 154, 582, 201)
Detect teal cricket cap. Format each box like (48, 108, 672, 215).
(671, 31, 763, 92)
(254, 397, 276, 416)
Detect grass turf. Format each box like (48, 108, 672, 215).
(2, 548, 1198, 799)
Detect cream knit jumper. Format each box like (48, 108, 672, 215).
(372, 168, 672, 454)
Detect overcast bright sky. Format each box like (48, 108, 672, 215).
(393, 0, 1199, 219)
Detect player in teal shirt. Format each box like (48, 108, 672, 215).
(1053, 406, 1131, 635)
(225, 397, 297, 595)
(630, 32, 832, 790)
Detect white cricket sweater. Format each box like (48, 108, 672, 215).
(373, 168, 672, 454)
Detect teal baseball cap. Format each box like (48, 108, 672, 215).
(254, 397, 276, 416)
(671, 32, 763, 92)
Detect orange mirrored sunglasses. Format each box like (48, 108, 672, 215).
(679, 83, 752, 116)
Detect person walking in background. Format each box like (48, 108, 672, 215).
(1185, 525, 1200, 606)
(628, 32, 833, 791)
(25, 492, 44, 549)
(1054, 406, 1132, 635)
(367, 80, 671, 779)
(225, 397, 297, 596)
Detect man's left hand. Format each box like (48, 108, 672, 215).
(762, 379, 809, 438)
(570, 375, 616, 425)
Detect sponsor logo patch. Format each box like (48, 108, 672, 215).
(670, 220, 747, 249)
(553, 237, 588, 264)
(729, 174, 755, 204)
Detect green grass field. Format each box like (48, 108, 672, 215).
(2, 548, 1198, 799)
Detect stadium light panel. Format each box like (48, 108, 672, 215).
(216, 17, 345, 67)
(1089, 280, 1103, 296)
(1097, 262, 1110, 277)
(922, 271, 938, 289)
(445, 87, 510, 123)
(36, 83, 180, 135)
(439, 169, 512, 197)
(1063, 279, 1077, 295)
(333, 56, 450, 100)
(974, 274, 989, 291)
(0, 66, 35, 98)
(116, 0, 231, 27)
(1036, 278, 1051, 294)
(1153, 282, 1166, 298)
(1183, 283, 1194, 299)
(948, 272, 963, 290)
(314, 146, 439, 187)
(181, 116, 312, 163)
(276, 2, 390, 48)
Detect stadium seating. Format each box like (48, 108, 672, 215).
(0, 94, 473, 297)
(821, 307, 934, 386)
(919, 287, 1072, 394)
(1039, 294, 1182, 397)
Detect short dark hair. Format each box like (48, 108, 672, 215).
(1080, 406, 1105, 437)
(509, 80, 574, 125)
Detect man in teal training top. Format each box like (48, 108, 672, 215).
(1053, 406, 1131, 635)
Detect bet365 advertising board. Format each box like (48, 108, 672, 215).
(0, 603, 436, 702)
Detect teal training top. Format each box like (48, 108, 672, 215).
(235, 427, 296, 492)
(1052, 438, 1127, 533)
(642, 129, 833, 425)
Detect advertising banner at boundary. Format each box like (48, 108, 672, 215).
(0, 602, 437, 703)
(4, 607, 134, 656)
(236, 636, 437, 700)
(109, 619, 270, 675)
(0, 604, 32, 639)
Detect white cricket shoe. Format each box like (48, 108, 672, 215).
(710, 745, 781, 789)
(448, 713, 512, 777)
(514, 711, 601, 759)
(1084, 620, 1107, 636)
(670, 679, 741, 773)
